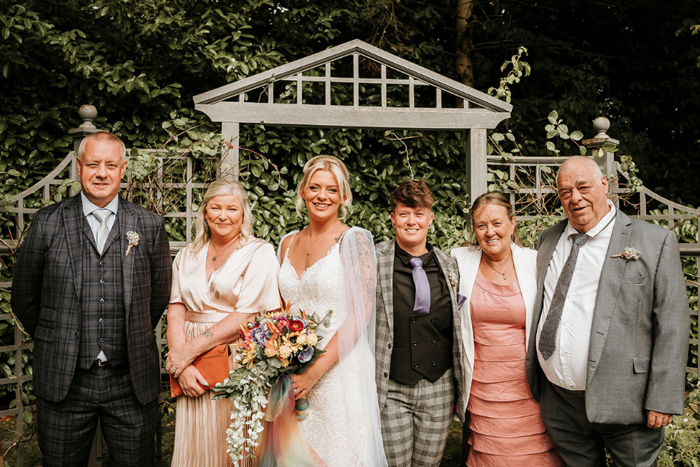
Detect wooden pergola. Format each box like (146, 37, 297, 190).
(193, 39, 512, 201)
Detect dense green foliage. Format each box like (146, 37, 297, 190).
(463, 0, 700, 205)
(1, 1, 698, 463)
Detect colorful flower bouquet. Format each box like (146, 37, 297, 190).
(212, 300, 331, 464)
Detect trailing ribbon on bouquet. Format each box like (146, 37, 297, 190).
(257, 375, 327, 467)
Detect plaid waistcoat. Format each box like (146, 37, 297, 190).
(77, 218, 128, 369)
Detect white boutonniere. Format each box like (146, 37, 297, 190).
(611, 247, 641, 262)
(448, 272, 458, 294)
(125, 231, 140, 256)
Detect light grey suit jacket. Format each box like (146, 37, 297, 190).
(526, 210, 690, 424)
(375, 239, 466, 422)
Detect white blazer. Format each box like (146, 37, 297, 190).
(450, 244, 538, 407)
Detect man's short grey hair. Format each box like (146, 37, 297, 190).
(77, 132, 127, 161)
(557, 156, 605, 186)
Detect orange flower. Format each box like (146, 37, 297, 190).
(264, 339, 277, 357)
(266, 320, 278, 338)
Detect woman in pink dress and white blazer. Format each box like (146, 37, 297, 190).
(451, 192, 563, 467)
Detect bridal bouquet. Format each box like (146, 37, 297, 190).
(212, 300, 330, 464)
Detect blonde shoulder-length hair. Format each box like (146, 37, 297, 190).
(295, 155, 353, 219)
(190, 178, 254, 255)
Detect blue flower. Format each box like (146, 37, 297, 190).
(251, 326, 271, 345)
(297, 346, 314, 363)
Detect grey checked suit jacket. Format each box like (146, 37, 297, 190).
(12, 194, 172, 405)
(526, 211, 690, 424)
(375, 240, 466, 423)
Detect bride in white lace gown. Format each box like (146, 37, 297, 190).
(277, 156, 387, 466)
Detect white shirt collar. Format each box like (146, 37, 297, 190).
(80, 192, 119, 217)
(564, 200, 616, 240)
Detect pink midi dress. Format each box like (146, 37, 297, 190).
(466, 269, 563, 467)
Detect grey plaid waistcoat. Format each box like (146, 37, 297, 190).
(77, 219, 128, 369)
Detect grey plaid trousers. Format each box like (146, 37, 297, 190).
(380, 369, 455, 467)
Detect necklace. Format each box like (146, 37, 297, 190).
(483, 255, 512, 280)
(307, 224, 338, 256)
(211, 236, 240, 261)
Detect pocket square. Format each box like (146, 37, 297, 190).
(457, 293, 467, 309)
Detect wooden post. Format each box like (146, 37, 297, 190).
(465, 128, 488, 205)
(221, 122, 240, 179)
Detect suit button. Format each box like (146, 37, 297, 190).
(99, 298, 105, 304)
(411, 318, 417, 324)
(431, 339, 435, 343)
(387, 344, 392, 350)
(412, 341, 417, 347)
(413, 363, 418, 368)
(75, 332, 80, 339)
(431, 361, 436, 366)
(100, 279, 105, 284)
(384, 372, 389, 378)
(99, 337, 104, 343)
(99, 261, 103, 266)
(99, 318, 104, 324)
(430, 318, 435, 323)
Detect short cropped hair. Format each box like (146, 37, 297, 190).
(77, 131, 126, 161)
(390, 179, 434, 212)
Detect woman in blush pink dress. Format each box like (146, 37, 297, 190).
(451, 192, 563, 467)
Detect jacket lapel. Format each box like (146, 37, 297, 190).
(64, 195, 85, 303)
(587, 211, 632, 384)
(512, 245, 537, 352)
(434, 248, 459, 322)
(119, 198, 136, 318)
(377, 240, 396, 339)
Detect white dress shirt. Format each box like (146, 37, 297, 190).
(81, 192, 119, 241)
(80, 192, 119, 362)
(536, 202, 616, 390)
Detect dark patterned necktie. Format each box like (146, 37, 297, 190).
(538, 233, 590, 360)
(409, 257, 431, 314)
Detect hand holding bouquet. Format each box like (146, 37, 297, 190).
(212, 300, 331, 464)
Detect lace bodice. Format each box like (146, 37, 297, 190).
(278, 241, 344, 350)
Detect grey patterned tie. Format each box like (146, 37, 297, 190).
(93, 208, 111, 254)
(538, 232, 590, 360)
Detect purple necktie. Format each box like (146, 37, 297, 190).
(409, 257, 431, 314)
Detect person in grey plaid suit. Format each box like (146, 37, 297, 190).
(11, 132, 172, 466)
(375, 180, 467, 467)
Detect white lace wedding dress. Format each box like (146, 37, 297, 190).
(278, 228, 387, 467)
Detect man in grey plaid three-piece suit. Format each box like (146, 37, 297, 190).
(11, 132, 172, 466)
(375, 180, 467, 467)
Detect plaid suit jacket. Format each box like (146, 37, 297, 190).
(375, 239, 466, 422)
(11, 194, 172, 405)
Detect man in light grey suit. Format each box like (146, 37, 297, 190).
(526, 156, 689, 466)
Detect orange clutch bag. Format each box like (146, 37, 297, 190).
(169, 344, 231, 397)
